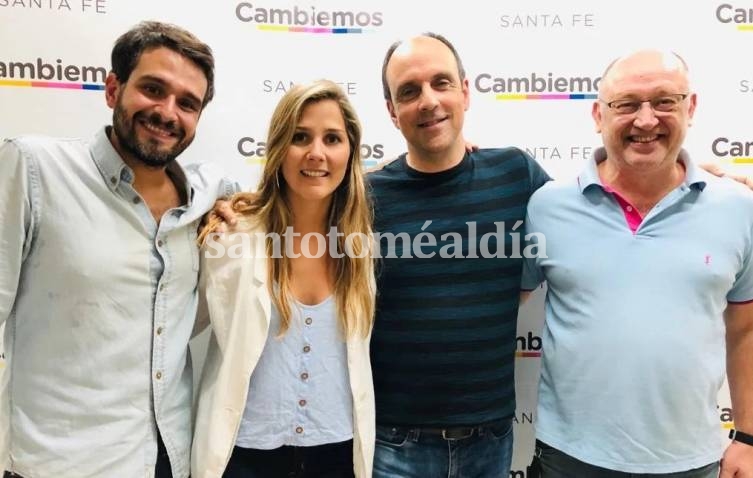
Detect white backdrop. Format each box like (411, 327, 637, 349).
(1, 1, 751, 475)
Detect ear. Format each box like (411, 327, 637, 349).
(591, 101, 603, 134)
(686, 92, 697, 126)
(386, 100, 399, 129)
(461, 77, 470, 111)
(104, 72, 121, 109)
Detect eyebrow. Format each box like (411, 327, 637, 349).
(613, 87, 682, 98)
(295, 126, 346, 133)
(396, 72, 454, 91)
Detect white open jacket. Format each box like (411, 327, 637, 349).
(191, 219, 375, 478)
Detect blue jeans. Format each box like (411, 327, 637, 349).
(373, 419, 514, 478)
(536, 441, 719, 478)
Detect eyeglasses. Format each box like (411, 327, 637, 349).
(601, 93, 689, 115)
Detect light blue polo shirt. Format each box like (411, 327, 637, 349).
(522, 148, 753, 473)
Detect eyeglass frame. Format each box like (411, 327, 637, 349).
(599, 93, 690, 115)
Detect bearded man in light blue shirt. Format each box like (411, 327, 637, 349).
(0, 21, 233, 478)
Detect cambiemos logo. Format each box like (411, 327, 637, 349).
(715, 4, 753, 30)
(474, 72, 600, 101)
(500, 11, 596, 30)
(236, 3, 383, 34)
(0, 0, 107, 13)
(719, 405, 734, 430)
(516, 332, 542, 358)
(711, 137, 753, 164)
(238, 136, 384, 168)
(0, 58, 106, 90)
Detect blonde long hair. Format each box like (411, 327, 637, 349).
(201, 80, 374, 338)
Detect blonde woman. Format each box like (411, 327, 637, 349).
(192, 80, 375, 478)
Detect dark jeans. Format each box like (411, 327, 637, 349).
(4, 434, 174, 478)
(222, 439, 354, 478)
(536, 440, 719, 478)
(373, 419, 514, 478)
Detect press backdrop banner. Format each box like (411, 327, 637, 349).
(2, 1, 751, 475)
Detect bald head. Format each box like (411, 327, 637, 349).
(381, 32, 465, 101)
(599, 49, 690, 100)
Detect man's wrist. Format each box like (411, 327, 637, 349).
(729, 428, 753, 447)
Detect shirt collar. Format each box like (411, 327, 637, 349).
(90, 126, 194, 206)
(578, 146, 708, 194)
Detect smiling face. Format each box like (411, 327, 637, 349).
(280, 99, 351, 210)
(593, 50, 696, 174)
(105, 46, 207, 168)
(384, 35, 469, 169)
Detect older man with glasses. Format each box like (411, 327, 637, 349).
(522, 49, 753, 477)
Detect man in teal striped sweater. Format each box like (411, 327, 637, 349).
(368, 32, 549, 478)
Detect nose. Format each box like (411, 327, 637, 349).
(307, 138, 326, 160)
(418, 84, 439, 112)
(633, 101, 659, 130)
(154, 95, 179, 123)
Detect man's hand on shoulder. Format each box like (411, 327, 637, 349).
(700, 163, 753, 190)
(464, 138, 479, 153)
(198, 199, 238, 239)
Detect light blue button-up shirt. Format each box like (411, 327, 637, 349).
(235, 296, 354, 449)
(0, 128, 235, 478)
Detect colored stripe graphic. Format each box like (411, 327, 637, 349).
(245, 157, 267, 166)
(737, 25, 753, 31)
(722, 422, 734, 429)
(719, 157, 753, 164)
(257, 25, 364, 33)
(496, 93, 597, 100)
(515, 351, 542, 358)
(0, 79, 104, 90)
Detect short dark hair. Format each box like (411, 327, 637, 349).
(111, 21, 215, 107)
(381, 32, 466, 101)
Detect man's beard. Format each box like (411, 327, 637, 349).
(112, 101, 193, 168)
